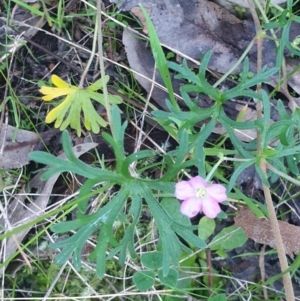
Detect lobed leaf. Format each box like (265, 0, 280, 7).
(40, 75, 122, 136)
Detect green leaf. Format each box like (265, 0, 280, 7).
(138, 183, 206, 276)
(194, 112, 218, 172)
(174, 129, 189, 165)
(198, 217, 216, 242)
(209, 226, 247, 252)
(286, 154, 299, 175)
(77, 178, 101, 213)
(161, 198, 207, 248)
(228, 159, 255, 192)
(88, 75, 108, 90)
(221, 125, 252, 159)
(267, 120, 295, 144)
(225, 67, 277, 99)
(133, 270, 155, 291)
(180, 90, 198, 110)
(255, 161, 269, 187)
(168, 60, 200, 86)
(94, 227, 109, 277)
(140, 5, 178, 109)
(219, 109, 257, 130)
(231, 189, 267, 218)
(37, 131, 84, 177)
(102, 105, 127, 173)
(157, 268, 178, 287)
(113, 187, 141, 263)
(28, 151, 65, 167)
(170, 58, 222, 101)
(141, 252, 163, 269)
(51, 220, 100, 269)
(50, 184, 130, 275)
(208, 293, 227, 301)
(29, 131, 123, 182)
(146, 181, 175, 194)
(199, 51, 212, 77)
(40, 74, 122, 136)
(239, 57, 250, 83)
(161, 198, 192, 227)
(51, 218, 90, 233)
(121, 150, 155, 178)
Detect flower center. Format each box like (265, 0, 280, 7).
(196, 187, 206, 199)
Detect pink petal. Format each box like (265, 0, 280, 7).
(206, 184, 227, 203)
(189, 176, 208, 190)
(175, 181, 196, 200)
(202, 195, 222, 218)
(180, 197, 202, 218)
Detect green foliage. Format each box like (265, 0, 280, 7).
(20, 2, 300, 299)
(133, 270, 156, 291)
(29, 105, 206, 278)
(198, 217, 216, 242)
(133, 251, 178, 291)
(168, 54, 277, 102)
(153, 49, 300, 192)
(140, 5, 179, 110)
(29, 46, 300, 293)
(7, 256, 126, 299)
(141, 251, 163, 269)
(208, 294, 227, 301)
(264, 0, 300, 63)
(153, 53, 281, 177)
(209, 226, 247, 256)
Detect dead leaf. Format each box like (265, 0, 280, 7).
(122, 28, 183, 112)
(116, 0, 300, 97)
(131, 7, 151, 34)
(115, 0, 278, 74)
(213, 0, 287, 15)
(234, 207, 300, 257)
(0, 126, 59, 169)
(0, 142, 97, 274)
(0, 125, 39, 169)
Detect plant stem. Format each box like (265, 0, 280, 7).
(261, 160, 295, 301)
(206, 153, 226, 182)
(248, 1, 295, 300)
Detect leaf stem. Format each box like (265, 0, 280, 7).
(205, 153, 224, 182)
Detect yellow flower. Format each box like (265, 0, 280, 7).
(40, 75, 122, 136)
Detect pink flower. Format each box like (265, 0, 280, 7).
(175, 176, 227, 219)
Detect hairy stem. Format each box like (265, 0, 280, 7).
(248, 1, 295, 300)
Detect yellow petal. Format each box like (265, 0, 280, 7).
(51, 75, 72, 88)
